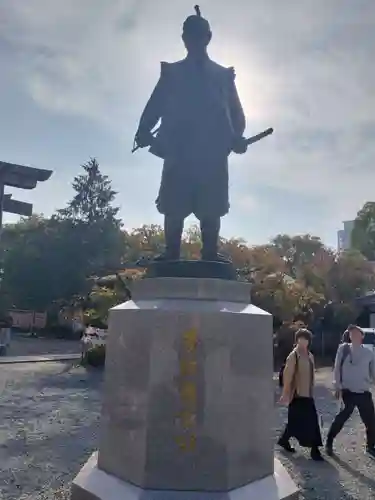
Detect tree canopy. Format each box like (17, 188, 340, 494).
(352, 202, 375, 261)
(1, 158, 374, 343)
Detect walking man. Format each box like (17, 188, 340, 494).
(326, 324, 375, 457)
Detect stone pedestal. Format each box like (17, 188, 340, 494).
(71, 277, 299, 499)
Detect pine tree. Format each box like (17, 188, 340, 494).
(57, 158, 124, 276)
(58, 158, 120, 225)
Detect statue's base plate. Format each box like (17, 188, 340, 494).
(142, 259, 237, 280)
(71, 453, 299, 500)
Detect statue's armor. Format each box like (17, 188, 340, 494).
(151, 59, 237, 162)
(138, 57, 245, 220)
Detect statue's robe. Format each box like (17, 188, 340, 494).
(137, 57, 246, 220)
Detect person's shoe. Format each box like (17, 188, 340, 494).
(277, 438, 296, 453)
(325, 441, 334, 457)
(310, 447, 325, 461)
(366, 446, 375, 459)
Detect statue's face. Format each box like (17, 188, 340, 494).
(182, 31, 212, 52)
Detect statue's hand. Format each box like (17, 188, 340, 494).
(135, 129, 154, 149)
(232, 137, 248, 155)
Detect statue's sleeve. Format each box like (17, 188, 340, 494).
(137, 62, 168, 134)
(227, 67, 246, 137)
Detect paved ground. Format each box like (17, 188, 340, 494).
(0, 364, 375, 500)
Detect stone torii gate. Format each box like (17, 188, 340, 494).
(0, 160, 52, 230)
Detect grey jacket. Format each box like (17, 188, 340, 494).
(333, 343, 375, 393)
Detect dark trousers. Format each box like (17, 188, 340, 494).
(327, 390, 375, 447)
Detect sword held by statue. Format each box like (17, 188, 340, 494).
(131, 127, 274, 157)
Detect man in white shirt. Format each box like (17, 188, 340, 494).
(326, 325, 375, 458)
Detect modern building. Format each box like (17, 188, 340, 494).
(337, 220, 355, 252)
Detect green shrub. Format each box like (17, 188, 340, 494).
(85, 344, 106, 367)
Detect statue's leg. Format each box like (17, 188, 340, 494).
(164, 215, 184, 260)
(200, 217, 220, 261)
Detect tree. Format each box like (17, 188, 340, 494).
(181, 224, 202, 260)
(220, 237, 252, 269)
(2, 166, 375, 348)
(272, 234, 325, 279)
(58, 158, 124, 276)
(0, 159, 125, 312)
(58, 158, 120, 224)
(1, 216, 88, 310)
(299, 247, 336, 295)
(327, 249, 375, 303)
(122, 225, 165, 262)
(246, 245, 286, 277)
(83, 286, 120, 328)
(352, 202, 375, 260)
(123, 223, 205, 262)
(251, 273, 324, 326)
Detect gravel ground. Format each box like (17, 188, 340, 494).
(277, 370, 375, 500)
(0, 364, 375, 500)
(0, 362, 102, 500)
(7, 335, 81, 357)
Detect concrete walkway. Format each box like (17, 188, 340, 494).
(0, 353, 81, 364)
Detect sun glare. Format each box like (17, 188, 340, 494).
(212, 42, 275, 124)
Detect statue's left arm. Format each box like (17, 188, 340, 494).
(227, 67, 246, 138)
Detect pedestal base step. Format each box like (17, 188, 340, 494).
(71, 452, 299, 500)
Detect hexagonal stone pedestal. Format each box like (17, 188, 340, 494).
(71, 277, 299, 499)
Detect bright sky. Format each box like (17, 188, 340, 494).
(0, 0, 374, 247)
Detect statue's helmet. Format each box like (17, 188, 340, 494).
(182, 5, 211, 39)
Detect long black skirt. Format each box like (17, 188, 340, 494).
(283, 396, 323, 448)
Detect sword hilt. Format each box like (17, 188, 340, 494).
(131, 127, 160, 154)
(245, 127, 274, 146)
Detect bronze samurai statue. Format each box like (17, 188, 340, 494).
(134, 6, 271, 263)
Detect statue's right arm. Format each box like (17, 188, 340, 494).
(137, 77, 165, 136)
(135, 63, 168, 147)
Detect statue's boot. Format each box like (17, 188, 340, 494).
(154, 216, 184, 261)
(200, 217, 232, 263)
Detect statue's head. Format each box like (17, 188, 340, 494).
(182, 5, 212, 52)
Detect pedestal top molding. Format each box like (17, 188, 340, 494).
(130, 277, 252, 303)
(142, 260, 238, 281)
